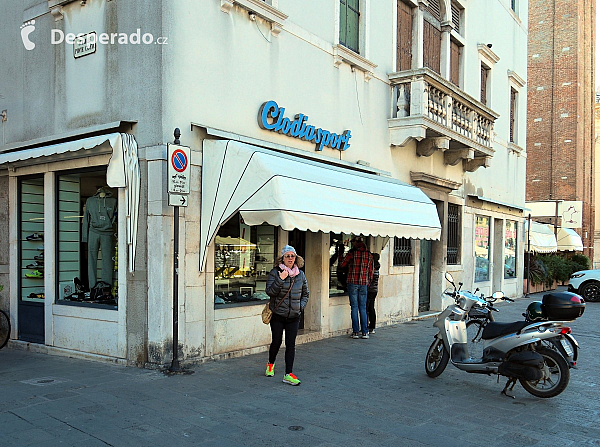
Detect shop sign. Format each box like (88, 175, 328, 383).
(258, 100, 352, 152)
(73, 32, 97, 58)
(167, 144, 190, 195)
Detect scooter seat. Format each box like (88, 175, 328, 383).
(481, 321, 529, 340)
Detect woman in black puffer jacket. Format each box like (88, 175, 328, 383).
(264, 245, 309, 386)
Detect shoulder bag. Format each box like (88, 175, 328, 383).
(262, 277, 295, 324)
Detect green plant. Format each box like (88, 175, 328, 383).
(569, 253, 590, 272)
(525, 258, 548, 286)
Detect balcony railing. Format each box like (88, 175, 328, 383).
(389, 68, 499, 170)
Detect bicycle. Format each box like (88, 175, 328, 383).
(0, 309, 10, 350)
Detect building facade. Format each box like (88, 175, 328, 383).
(0, 0, 528, 366)
(526, 0, 596, 260)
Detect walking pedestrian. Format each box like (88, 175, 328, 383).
(340, 238, 373, 339)
(265, 245, 309, 385)
(367, 253, 380, 334)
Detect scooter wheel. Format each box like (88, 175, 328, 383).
(520, 347, 570, 398)
(425, 338, 449, 378)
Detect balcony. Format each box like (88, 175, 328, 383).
(388, 68, 499, 172)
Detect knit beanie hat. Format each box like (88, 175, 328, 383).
(281, 245, 297, 257)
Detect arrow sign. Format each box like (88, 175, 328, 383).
(169, 194, 189, 207)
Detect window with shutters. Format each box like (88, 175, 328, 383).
(447, 204, 461, 265)
(340, 0, 360, 53)
(396, 0, 413, 71)
(393, 237, 413, 266)
(450, 40, 460, 86)
(423, 20, 441, 74)
(451, 1, 462, 35)
(480, 64, 490, 105)
(510, 87, 517, 143)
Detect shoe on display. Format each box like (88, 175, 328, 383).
(282, 373, 301, 386)
(361, 333, 369, 339)
(25, 270, 43, 278)
(265, 363, 275, 377)
(26, 262, 44, 269)
(34, 252, 44, 260)
(350, 332, 359, 339)
(25, 233, 43, 241)
(27, 292, 44, 299)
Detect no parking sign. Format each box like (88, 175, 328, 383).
(168, 143, 190, 197)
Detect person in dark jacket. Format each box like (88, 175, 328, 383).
(366, 253, 380, 334)
(265, 245, 309, 385)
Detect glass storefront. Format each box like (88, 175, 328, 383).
(328, 233, 370, 296)
(214, 212, 277, 306)
(56, 169, 118, 308)
(504, 220, 517, 278)
(474, 215, 490, 282)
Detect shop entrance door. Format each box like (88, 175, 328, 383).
(18, 177, 45, 344)
(419, 239, 432, 312)
(288, 229, 306, 329)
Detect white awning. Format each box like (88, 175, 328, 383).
(525, 221, 557, 253)
(200, 140, 442, 270)
(557, 227, 583, 252)
(0, 132, 141, 272)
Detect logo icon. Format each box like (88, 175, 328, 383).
(20, 20, 36, 51)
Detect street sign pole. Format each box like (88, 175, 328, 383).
(169, 128, 182, 373)
(167, 128, 192, 375)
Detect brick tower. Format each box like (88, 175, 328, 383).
(527, 0, 596, 260)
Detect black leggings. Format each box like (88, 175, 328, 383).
(367, 291, 377, 330)
(269, 313, 300, 374)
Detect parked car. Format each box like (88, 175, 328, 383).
(568, 270, 600, 302)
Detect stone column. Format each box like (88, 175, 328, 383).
(440, 21, 453, 81)
(303, 231, 329, 334)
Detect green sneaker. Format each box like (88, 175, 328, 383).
(283, 373, 301, 386)
(265, 363, 274, 377)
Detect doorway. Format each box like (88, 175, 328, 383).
(419, 239, 432, 312)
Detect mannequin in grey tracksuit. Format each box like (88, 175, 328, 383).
(82, 187, 117, 288)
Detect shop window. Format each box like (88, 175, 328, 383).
(56, 170, 118, 308)
(475, 215, 490, 282)
(393, 237, 412, 266)
(505, 220, 517, 279)
(339, 0, 360, 53)
(447, 203, 460, 265)
(214, 213, 277, 306)
(20, 177, 45, 304)
(396, 0, 413, 71)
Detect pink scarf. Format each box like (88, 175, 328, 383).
(279, 263, 300, 277)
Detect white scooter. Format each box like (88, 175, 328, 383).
(425, 273, 580, 398)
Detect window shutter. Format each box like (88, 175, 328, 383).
(451, 2, 461, 34)
(510, 88, 517, 143)
(340, 0, 360, 53)
(425, 0, 441, 21)
(480, 65, 489, 105)
(397, 1, 413, 71)
(423, 20, 441, 74)
(450, 41, 460, 86)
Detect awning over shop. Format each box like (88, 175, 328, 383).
(0, 132, 140, 273)
(557, 227, 583, 252)
(200, 140, 442, 270)
(525, 221, 557, 253)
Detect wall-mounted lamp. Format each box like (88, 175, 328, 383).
(249, 12, 257, 21)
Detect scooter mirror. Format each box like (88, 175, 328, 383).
(445, 272, 454, 284)
(492, 291, 504, 299)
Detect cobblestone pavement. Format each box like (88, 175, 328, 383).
(1, 286, 598, 446)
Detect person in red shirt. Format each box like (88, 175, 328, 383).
(340, 238, 373, 339)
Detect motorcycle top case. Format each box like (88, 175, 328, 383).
(542, 292, 585, 321)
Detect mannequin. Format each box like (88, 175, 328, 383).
(82, 186, 117, 289)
